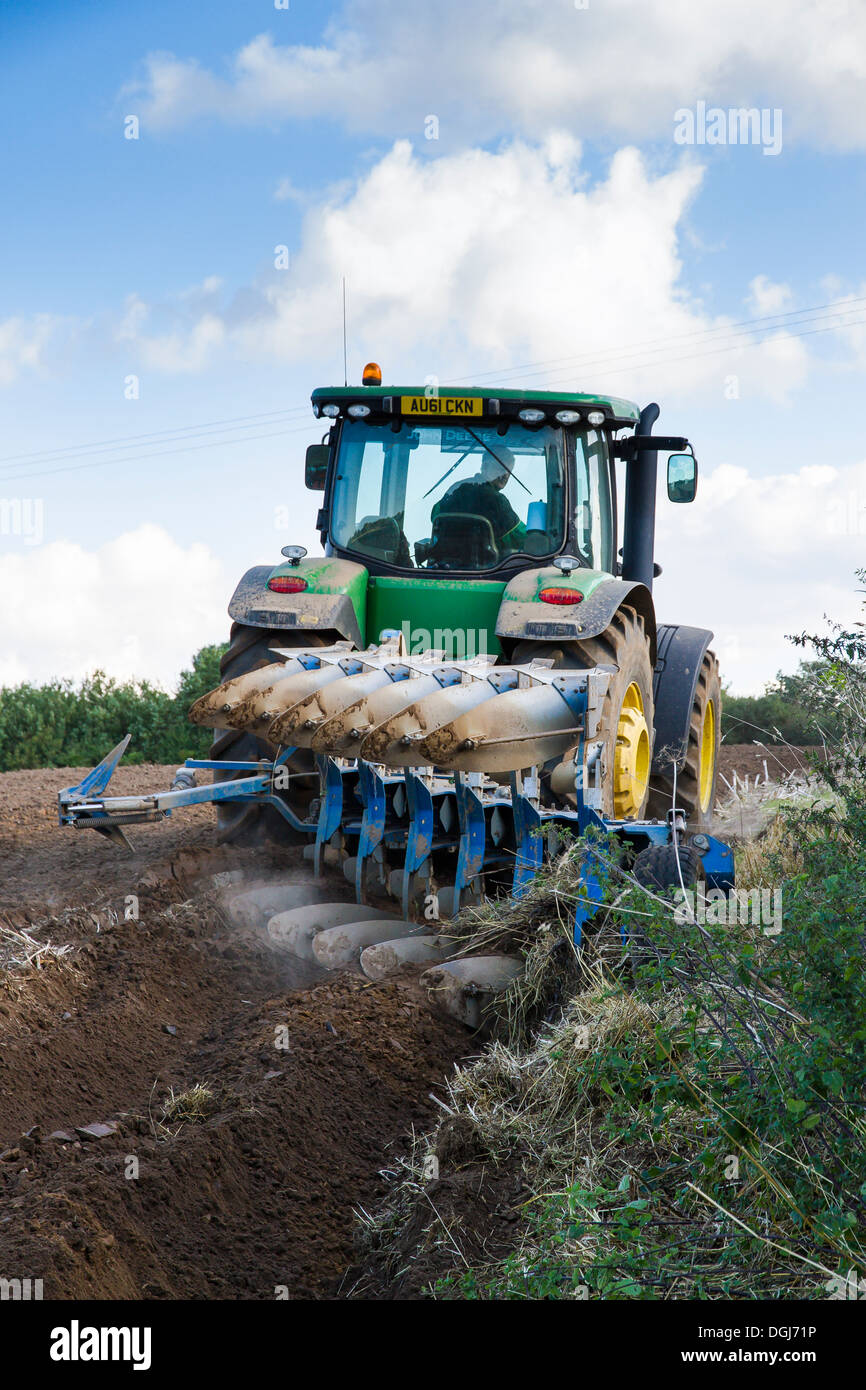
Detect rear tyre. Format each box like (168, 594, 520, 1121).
(511, 604, 654, 820)
(647, 651, 721, 832)
(210, 623, 324, 847)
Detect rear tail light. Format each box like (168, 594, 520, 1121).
(268, 575, 308, 594)
(539, 587, 583, 605)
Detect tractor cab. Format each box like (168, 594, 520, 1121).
(332, 417, 573, 571)
(308, 373, 638, 581)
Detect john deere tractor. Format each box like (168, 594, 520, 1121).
(59, 365, 731, 1002)
(204, 365, 720, 859)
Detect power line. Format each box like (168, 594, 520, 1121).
(446, 294, 866, 387)
(507, 304, 866, 388)
(0, 404, 310, 468)
(0, 421, 321, 485)
(2, 292, 863, 485)
(0, 411, 313, 480)
(538, 312, 866, 389)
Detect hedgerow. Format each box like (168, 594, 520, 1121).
(0, 644, 226, 769)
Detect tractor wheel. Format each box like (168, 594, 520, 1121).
(628, 842, 705, 959)
(632, 842, 704, 892)
(647, 651, 721, 832)
(210, 623, 324, 847)
(511, 604, 654, 820)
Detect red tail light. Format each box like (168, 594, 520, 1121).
(268, 575, 308, 594)
(539, 586, 583, 606)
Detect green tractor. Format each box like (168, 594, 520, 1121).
(208, 365, 721, 849)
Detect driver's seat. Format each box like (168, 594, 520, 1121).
(424, 512, 499, 568)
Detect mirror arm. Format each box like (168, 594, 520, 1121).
(613, 434, 689, 460)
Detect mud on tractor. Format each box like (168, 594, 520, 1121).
(60, 367, 733, 1020)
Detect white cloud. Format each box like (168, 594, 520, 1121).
(116, 293, 149, 342)
(747, 275, 793, 316)
(137, 313, 226, 373)
(114, 284, 226, 372)
(274, 177, 306, 204)
(0, 315, 62, 386)
(127, 1, 866, 150)
(655, 456, 866, 694)
(0, 524, 228, 687)
(115, 137, 811, 403)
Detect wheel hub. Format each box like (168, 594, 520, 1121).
(614, 683, 650, 819)
(699, 697, 716, 813)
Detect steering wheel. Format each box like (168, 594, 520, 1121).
(348, 515, 403, 561)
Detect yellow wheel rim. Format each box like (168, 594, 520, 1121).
(614, 683, 650, 819)
(698, 698, 716, 813)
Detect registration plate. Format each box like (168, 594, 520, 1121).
(400, 395, 483, 418)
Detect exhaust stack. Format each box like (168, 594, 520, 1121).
(621, 402, 660, 593)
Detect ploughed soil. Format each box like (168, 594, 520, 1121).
(0, 765, 469, 1300)
(0, 748, 807, 1300)
(718, 742, 821, 787)
(0, 762, 223, 908)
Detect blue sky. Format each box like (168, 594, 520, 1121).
(1, 0, 865, 691)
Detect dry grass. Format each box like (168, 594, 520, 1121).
(0, 921, 75, 973)
(734, 807, 806, 886)
(715, 771, 832, 842)
(160, 1083, 219, 1127)
(355, 962, 751, 1297)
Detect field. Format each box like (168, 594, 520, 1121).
(0, 762, 470, 1298)
(0, 744, 835, 1299)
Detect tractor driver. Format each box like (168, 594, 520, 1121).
(431, 448, 526, 559)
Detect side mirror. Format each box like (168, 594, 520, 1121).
(667, 452, 697, 504)
(305, 443, 329, 491)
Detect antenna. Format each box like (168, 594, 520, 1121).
(342, 276, 348, 386)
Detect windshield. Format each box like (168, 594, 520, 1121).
(331, 420, 568, 571)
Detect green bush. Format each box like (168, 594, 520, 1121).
(722, 659, 845, 745)
(0, 644, 226, 770)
